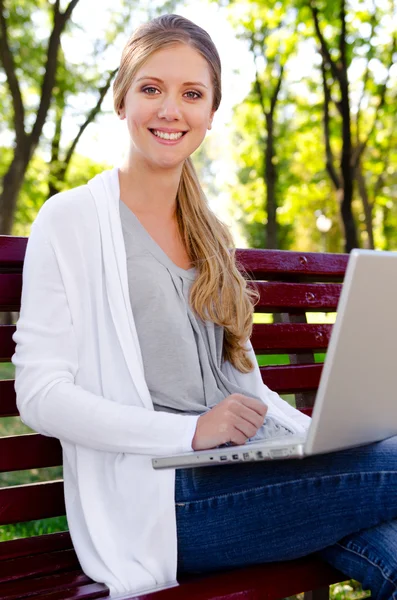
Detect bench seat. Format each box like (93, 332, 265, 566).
(0, 531, 342, 599)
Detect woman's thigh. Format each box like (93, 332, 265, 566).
(175, 436, 397, 572)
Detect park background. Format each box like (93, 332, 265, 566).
(0, 0, 396, 598)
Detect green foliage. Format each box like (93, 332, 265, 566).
(223, 0, 397, 251)
(0, 517, 68, 542)
(288, 580, 371, 599)
(0, 147, 109, 234)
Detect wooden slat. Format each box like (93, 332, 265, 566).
(0, 571, 107, 600)
(0, 549, 78, 584)
(0, 241, 349, 281)
(18, 582, 108, 600)
(0, 481, 65, 525)
(260, 364, 323, 393)
(136, 557, 342, 600)
(0, 275, 22, 311)
(0, 532, 72, 561)
(0, 435, 62, 473)
(0, 381, 17, 417)
(252, 281, 341, 312)
(0, 326, 15, 362)
(252, 323, 332, 353)
(0, 237, 27, 271)
(236, 248, 348, 281)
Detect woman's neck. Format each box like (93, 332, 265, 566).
(118, 157, 183, 221)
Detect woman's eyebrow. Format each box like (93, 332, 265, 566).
(136, 76, 208, 89)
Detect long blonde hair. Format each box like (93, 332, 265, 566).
(113, 15, 258, 372)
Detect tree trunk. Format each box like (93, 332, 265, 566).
(0, 151, 29, 234)
(0, 0, 81, 233)
(265, 113, 277, 248)
(355, 164, 374, 249)
(339, 74, 358, 252)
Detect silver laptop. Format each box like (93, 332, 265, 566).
(152, 249, 397, 470)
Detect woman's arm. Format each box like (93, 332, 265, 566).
(12, 221, 198, 456)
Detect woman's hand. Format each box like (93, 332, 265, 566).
(192, 394, 268, 451)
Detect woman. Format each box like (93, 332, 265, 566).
(12, 14, 397, 599)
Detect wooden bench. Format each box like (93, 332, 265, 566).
(0, 235, 349, 600)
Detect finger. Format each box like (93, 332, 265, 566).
(229, 429, 249, 446)
(232, 403, 266, 429)
(239, 396, 268, 417)
(233, 416, 259, 440)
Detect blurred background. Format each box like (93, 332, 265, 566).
(0, 1, 396, 598)
(1, 0, 396, 254)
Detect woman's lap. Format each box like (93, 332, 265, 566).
(175, 436, 397, 597)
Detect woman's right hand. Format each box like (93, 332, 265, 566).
(191, 394, 268, 451)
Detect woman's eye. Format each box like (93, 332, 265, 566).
(185, 91, 201, 99)
(142, 87, 159, 95)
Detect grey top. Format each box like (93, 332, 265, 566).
(120, 199, 293, 439)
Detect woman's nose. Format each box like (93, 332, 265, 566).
(157, 97, 182, 120)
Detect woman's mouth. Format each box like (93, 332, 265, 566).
(149, 129, 187, 142)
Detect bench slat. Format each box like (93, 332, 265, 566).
(1, 363, 323, 419)
(0, 326, 15, 362)
(18, 583, 108, 600)
(252, 323, 332, 353)
(0, 532, 72, 561)
(236, 248, 348, 280)
(0, 481, 65, 526)
(0, 381, 18, 417)
(134, 557, 342, 600)
(0, 237, 26, 271)
(0, 549, 78, 584)
(260, 364, 322, 393)
(0, 324, 333, 360)
(0, 279, 342, 315)
(0, 572, 107, 600)
(0, 435, 62, 473)
(0, 240, 349, 280)
(0, 275, 22, 311)
(252, 281, 341, 312)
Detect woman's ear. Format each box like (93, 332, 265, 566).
(208, 111, 215, 131)
(118, 103, 126, 120)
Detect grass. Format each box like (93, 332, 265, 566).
(287, 582, 371, 599)
(0, 517, 68, 542)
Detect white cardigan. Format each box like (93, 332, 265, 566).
(12, 168, 311, 597)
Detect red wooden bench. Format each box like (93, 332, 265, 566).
(0, 235, 348, 600)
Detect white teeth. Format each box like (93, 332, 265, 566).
(152, 130, 184, 140)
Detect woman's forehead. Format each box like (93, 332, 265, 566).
(133, 44, 212, 86)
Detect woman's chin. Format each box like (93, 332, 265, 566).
(150, 155, 188, 171)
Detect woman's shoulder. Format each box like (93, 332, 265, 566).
(32, 174, 109, 246)
(36, 183, 93, 226)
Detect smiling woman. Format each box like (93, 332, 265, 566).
(117, 44, 214, 161)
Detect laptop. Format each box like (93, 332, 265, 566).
(152, 249, 397, 470)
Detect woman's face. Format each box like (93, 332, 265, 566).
(119, 43, 215, 170)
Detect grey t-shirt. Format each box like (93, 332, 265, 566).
(120, 200, 293, 439)
(120, 199, 260, 415)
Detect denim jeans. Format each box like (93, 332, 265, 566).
(175, 436, 397, 599)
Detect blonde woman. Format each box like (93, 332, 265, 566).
(13, 14, 397, 599)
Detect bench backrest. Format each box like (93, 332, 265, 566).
(0, 235, 348, 547)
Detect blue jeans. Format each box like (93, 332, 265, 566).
(175, 436, 397, 599)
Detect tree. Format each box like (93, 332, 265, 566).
(46, 44, 118, 198)
(307, 0, 396, 251)
(0, 0, 81, 234)
(227, 0, 297, 248)
(351, 0, 396, 248)
(308, 0, 358, 251)
(225, 0, 396, 252)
